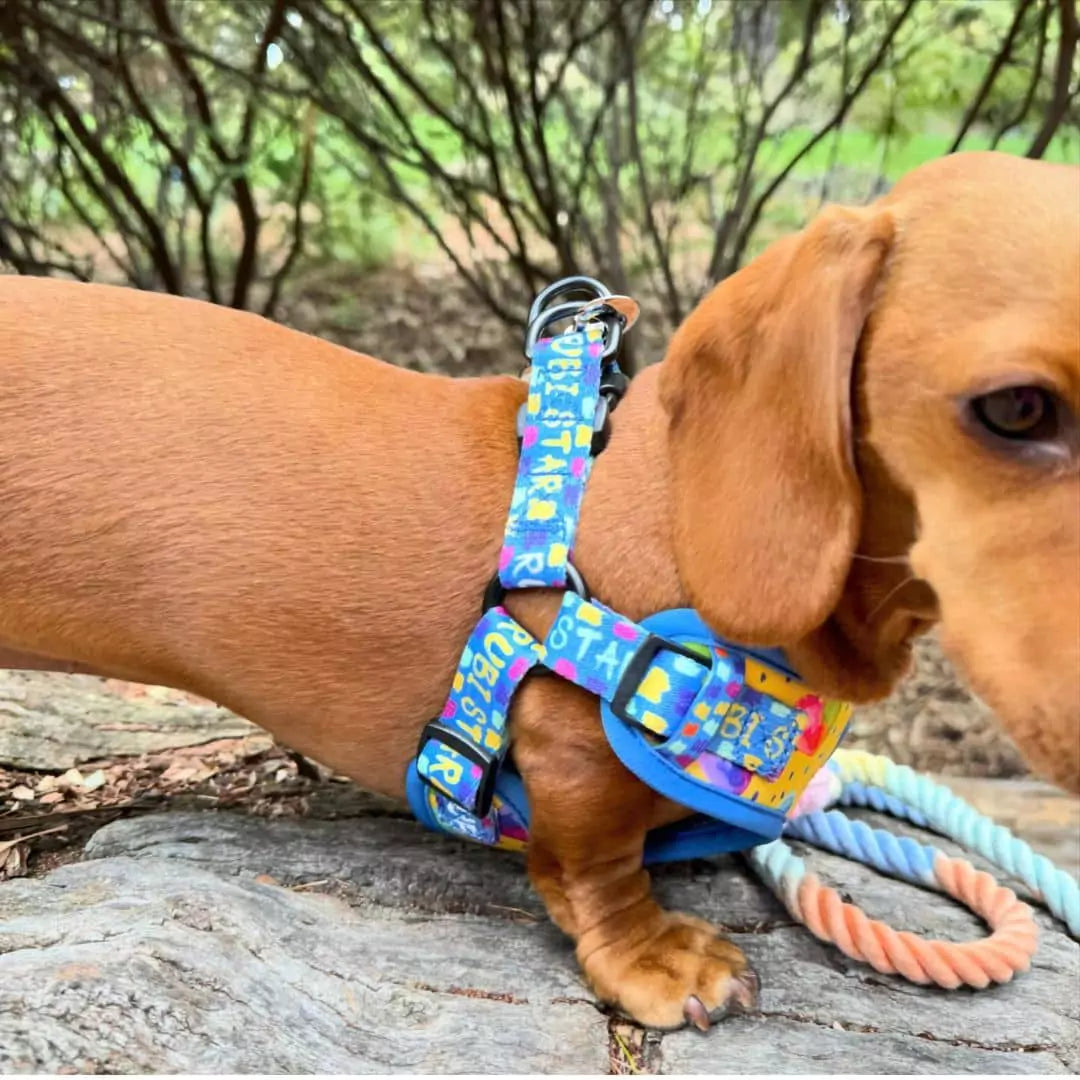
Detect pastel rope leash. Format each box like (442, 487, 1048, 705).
(747, 749, 1078, 989)
(830, 750, 1080, 937)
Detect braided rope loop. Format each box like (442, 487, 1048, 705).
(784, 809, 937, 887)
(836, 779, 929, 827)
(832, 750, 1079, 938)
(750, 841, 1038, 988)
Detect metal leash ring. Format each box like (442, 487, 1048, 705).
(525, 275, 611, 329)
(524, 296, 637, 361)
(523, 300, 591, 360)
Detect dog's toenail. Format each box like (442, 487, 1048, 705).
(684, 994, 711, 1031)
(731, 968, 759, 1012)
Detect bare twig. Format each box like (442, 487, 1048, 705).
(949, 0, 1036, 153)
(1026, 0, 1079, 157)
(991, 0, 1053, 149)
(263, 101, 316, 318)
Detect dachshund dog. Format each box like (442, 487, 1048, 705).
(0, 151, 1076, 1030)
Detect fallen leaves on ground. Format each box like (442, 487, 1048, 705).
(0, 825, 68, 880)
(0, 837, 28, 880)
(0, 736, 316, 876)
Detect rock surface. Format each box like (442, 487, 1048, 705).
(1, 808, 1077, 1074)
(0, 672, 260, 770)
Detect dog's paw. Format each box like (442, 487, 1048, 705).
(584, 912, 759, 1031)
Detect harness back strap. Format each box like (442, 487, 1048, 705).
(499, 322, 605, 590)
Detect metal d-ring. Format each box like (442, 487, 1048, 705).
(481, 561, 590, 614)
(523, 300, 591, 360)
(525, 276, 610, 329)
(524, 297, 626, 361)
(575, 303, 624, 360)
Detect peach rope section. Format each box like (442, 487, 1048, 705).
(751, 845, 1039, 989)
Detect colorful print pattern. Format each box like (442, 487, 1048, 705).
(419, 587, 851, 847)
(422, 784, 530, 851)
(542, 592, 844, 793)
(685, 668, 852, 813)
(542, 591, 716, 746)
(498, 324, 605, 590)
(414, 314, 853, 852)
(416, 605, 543, 814)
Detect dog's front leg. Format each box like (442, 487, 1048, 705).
(512, 678, 758, 1030)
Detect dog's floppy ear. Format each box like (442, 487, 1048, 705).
(659, 206, 895, 645)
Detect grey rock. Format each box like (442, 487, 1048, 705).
(660, 1016, 1072, 1074)
(730, 926, 1079, 1066)
(3, 809, 1077, 1073)
(0, 671, 259, 769)
(86, 810, 792, 929)
(0, 857, 604, 1074)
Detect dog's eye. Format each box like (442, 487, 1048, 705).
(969, 386, 1059, 441)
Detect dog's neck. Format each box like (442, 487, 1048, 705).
(572, 364, 686, 620)
(570, 363, 935, 703)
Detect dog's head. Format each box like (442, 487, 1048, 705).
(659, 152, 1079, 791)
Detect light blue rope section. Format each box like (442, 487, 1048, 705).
(824, 752, 1079, 938)
(784, 808, 939, 888)
(747, 837, 804, 916)
(835, 778, 930, 828)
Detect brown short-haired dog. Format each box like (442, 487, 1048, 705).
(0, 152, 1077, 1030)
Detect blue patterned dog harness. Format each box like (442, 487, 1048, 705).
(406, 277, 852, 863)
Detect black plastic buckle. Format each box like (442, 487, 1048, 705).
(417, 720, 502, 818)
(610, 634, 712, 725)
(600, 367, 630, 406)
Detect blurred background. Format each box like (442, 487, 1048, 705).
(0, 0, 1077, 775)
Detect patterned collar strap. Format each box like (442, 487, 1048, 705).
(542, 592, 737, 762)
(411, 590, 846, 848)
(416, 605, 543, 822)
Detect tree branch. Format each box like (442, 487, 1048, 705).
(725, 0, 917, 280)
(948, 0, 1035, 153)
(1026, 0, 1079, 157)
(991, 0, 1052, 148)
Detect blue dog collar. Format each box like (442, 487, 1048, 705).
(407, 278, 852, 863)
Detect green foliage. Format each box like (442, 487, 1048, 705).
(0, 0, 1075, 324)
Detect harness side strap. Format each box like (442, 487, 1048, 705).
(499, 323, 606, 591)
(542, 591, 810, 779)
(415, 606, 544, 818)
